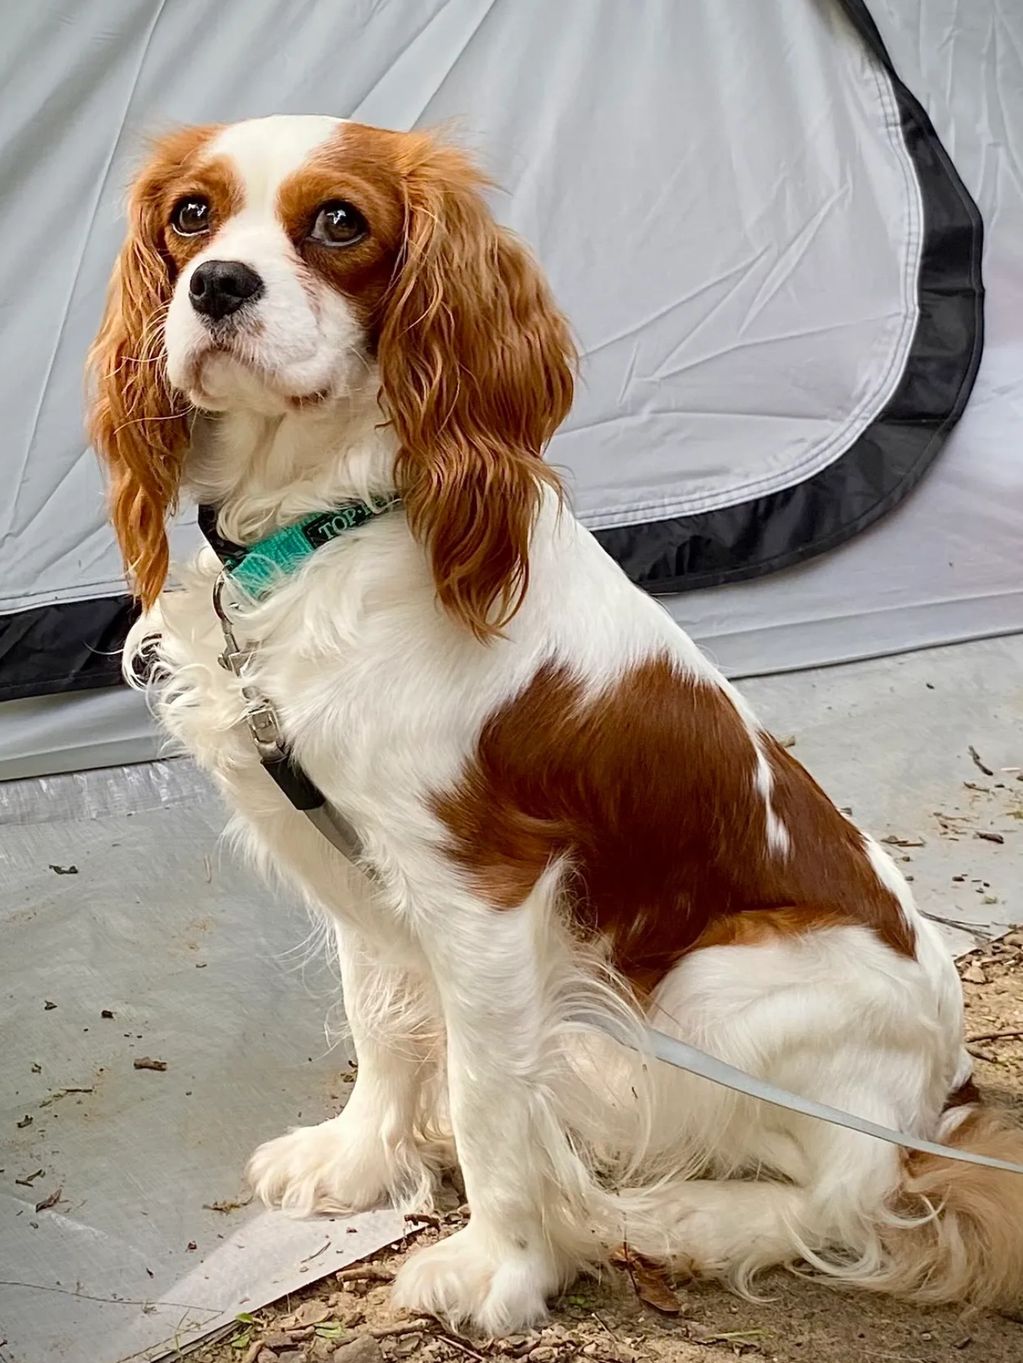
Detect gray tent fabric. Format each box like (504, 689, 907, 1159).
(0, 0, 1018, 777)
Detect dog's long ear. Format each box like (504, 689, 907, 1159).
(87, 130, 210, 607)
(376, 137, 575, 641)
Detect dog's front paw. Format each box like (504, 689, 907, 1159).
(247, 1114, 426, 1216)
(393, 1226, 562, 1335)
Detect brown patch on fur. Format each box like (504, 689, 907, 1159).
(434, 657, 914, 989)
(690, 905, 851, 950)
(879, 1105, 1023, 1309)
(87, 125, 237, 606)
(276, 124, 408, 326)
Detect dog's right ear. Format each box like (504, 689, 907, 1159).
(375, 133, 575, 641)
(86, 128, 216, 607)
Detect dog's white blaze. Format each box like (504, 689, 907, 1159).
(208, 115, 345, 210)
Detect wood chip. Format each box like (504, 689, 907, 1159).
(14, 1169, 44, 1187)
(15, 1115, 32, 1129)
(880, 834, 925, 848)
(133, 1057, 168, 1071)
(975, 830, 1005, 844)
(610, 1244, 682, 1315)
(262, 1330, 298, 1350)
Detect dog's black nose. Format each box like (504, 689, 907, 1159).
(189, 260, 263, 321)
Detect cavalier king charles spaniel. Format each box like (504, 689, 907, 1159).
(88, 116, 1023, 1332)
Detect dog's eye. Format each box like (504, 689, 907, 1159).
(309, 201, 367, 247)
(170, 195, 211, 237)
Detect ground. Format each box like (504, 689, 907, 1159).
(193, 945, 1023, 1363)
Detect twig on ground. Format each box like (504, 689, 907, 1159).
(969, 746, 994, 777)
(299, 1238, 332, 1266)
(367, 1317, 434, 1338)
(38, 1087, 94, 1107)
(337, 1265, 394, 1284)
(920, 911, 991, 940)
(592, 1311, 618, 1338)
(438, 1332, 488, 1361)
(967, 1028, 1023, 1044)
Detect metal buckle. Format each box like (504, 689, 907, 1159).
(212, 571, 286, 759)
(213, 574, 250, 676)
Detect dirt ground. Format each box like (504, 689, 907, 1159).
(195, 946, 1023, 1363)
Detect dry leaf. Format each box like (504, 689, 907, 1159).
(35, 1186, 62, 1213)
(611, 1244, 682, 1314)
(282, 1299, 331, 1328)
(203, 1196, 251, 1214)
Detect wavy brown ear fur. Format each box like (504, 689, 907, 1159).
(87, 127, 215, 607)
(376, 135, 575, 640)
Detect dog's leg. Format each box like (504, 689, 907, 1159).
(393, 888, 583, 1334)
(248, 923, 443, 1215)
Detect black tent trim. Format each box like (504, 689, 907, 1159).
(0, 1, 985, 702)
(0, 596, 135, 702)
(593, 0, 985, 596)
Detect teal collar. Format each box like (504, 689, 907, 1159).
(200, 498, 400, 598)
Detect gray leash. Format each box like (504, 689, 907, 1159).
(587, 1015, 1023, 1176)
(212, 580, 1023, 1178)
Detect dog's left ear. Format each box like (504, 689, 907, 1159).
(376, 136, 576, 641)
(87, 129, 211, 607)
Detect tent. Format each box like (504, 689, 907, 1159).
(2, 0, 1020, 782)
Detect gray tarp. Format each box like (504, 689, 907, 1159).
(3, 635, 1021, 1363)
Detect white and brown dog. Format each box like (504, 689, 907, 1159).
(88, 115, 1023, 1332)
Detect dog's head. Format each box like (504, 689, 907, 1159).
(88, 116, 574, 635)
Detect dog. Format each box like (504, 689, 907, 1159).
(88, 115, 1023, 1332)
